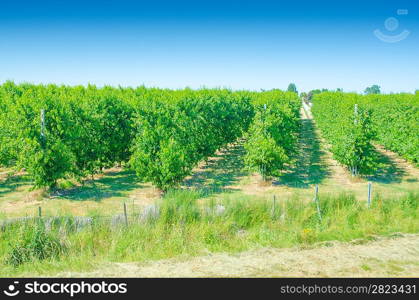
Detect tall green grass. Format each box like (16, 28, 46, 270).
(0, 191, 417, 276)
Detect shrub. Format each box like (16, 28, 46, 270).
(5, 225, 66, 267)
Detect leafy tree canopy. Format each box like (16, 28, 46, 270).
(287, 83, 298, 94)
(364, 85, 381, 95)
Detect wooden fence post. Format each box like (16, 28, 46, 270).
(40, 109, 46, 147)
(314, 185, 322, 221)
(367, 182, 372, 208)
(38, 206, 42, 218)
(123, 202, 128, 226)
(314, 184, 318, 202)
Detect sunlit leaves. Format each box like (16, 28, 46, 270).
(243, 91, 300, 179)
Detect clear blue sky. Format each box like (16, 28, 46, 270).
(0, 0, 418, 93)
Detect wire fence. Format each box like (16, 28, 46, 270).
(0, 182, 379, 231)
(0, 206, 159, 232)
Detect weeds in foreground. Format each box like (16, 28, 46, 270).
(0, 191, 417, 276)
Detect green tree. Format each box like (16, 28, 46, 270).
(364, 85, 381, 95)
(130, 90, 254, 191)
(312, 92, 381, 175)
(287, 83, 298, 94)
(307, 89, 328, 101)
(243, 91, 300, 181)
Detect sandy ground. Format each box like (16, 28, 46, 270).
(60, 234, 419, 278)
(374, 144, 419, 179)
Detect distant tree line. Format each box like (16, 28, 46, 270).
(299, 84, 384, 102)
(364, 85, 381, 95)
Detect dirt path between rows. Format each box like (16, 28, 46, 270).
(178, 102, 418, 200)
(372, 144, 419, 181)
(300, 104, 354, 186)
(303, 102, 419, 183)
(60, 234, 419, 277)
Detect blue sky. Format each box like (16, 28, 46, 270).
(0, 0, 418, 93)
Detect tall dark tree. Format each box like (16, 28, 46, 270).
(307, 89, 328, 101)
(287, 83, 298, 94)
(364, 85, 381, 95)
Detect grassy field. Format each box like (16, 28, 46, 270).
(60, 234, 419, 277)
(0, 190, 418, 276)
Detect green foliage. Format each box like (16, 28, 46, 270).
(0, 191, 417, 275)
(287, 83, 298, 94)
(365, 94, 418, 164)
(67, 88, 135, 177)
(130, 89, 254, 191)
(0, 82, 136, 187)
(159, 190, 201, 224)
(307, 88, 328, 101)
(244, 133, 288, 178)
(312, 92, 379, 175)
(5, 225, 65, 267)
(312, 92, 418, 172)
(0, 83, 256, 190)
(243, 90, 300, 179)
(364, 84, 381, 95)
(20, 140, 75, 188)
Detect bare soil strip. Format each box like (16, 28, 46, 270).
(60, 234, 419, 278)
(302, 105, 358, 185)
(373, 144, 419, 180)
(178, 103, 418, 201)
(303, 103, 419, 184)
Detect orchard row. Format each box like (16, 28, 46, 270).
(312, 92, 418, 175)
(0, 82, 300, 190)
